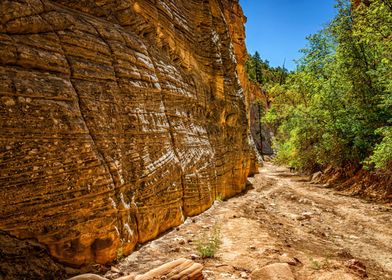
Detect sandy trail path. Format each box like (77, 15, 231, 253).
(107, 163, 392, 280)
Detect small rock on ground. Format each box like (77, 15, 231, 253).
(250, 263, 294, 280)
(278, 254, 297, 265)
(68, 274, 108, 280)
(315, 270, 361, 280)
(115, 273, 138, 280)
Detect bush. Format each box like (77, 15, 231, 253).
(195, 225, 221, 258)
(368, 127, 392, 169)
(116, 246, 124, 261)
(257, 0, 392, 173)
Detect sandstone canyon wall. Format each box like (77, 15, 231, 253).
(0, 0, 255, 267)
(248, 82, 274, 156)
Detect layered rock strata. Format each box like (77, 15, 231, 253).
(250, 102, 273, 156)
(0, 0, 254, 266)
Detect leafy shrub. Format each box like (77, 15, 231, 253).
(254, 0, 392, 173)
(368, 127, 392, 169)
(195, 226, 221, 258)
(215, 193, 224, 202)
(309, 257, 321, 270)
(116, 246, 124, 261)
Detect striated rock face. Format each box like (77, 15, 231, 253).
(247, 82, 273, 156)
(0, 0, 254, 266)
(250, 104, 273, 156)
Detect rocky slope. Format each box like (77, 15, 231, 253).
(0, 0, 256, 268)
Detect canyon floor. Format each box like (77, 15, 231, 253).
(104, 163, 392, 280)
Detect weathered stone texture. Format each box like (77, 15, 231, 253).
(134, 258, 203, 280)
(0, 0, 253, 266)
(250, 100, 274, 156)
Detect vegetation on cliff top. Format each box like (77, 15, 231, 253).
(247, 0, 392, 173)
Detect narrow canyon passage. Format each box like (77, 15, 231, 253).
(2, 1, 390, 280)
(106, 163, 392, 280)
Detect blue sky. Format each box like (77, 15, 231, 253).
(239, 0, 337, 70)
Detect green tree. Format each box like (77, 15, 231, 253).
(254, 51, 263, 84)
(262, 0, 392, 172)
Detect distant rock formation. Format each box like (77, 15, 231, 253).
(249, 82, 274, 156)
(0, 0, 256, 267)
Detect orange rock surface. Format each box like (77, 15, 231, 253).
(0, 0, 255, 266)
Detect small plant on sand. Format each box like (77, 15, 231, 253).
(116, 246, 124, 261)
(215, 193, 224, 202)
(196, 225, 222, 258)
(309, 257, 321, 270)
(322, 254, 332, 269)
(309, 253, 332, 270)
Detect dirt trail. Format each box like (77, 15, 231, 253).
(107, 163, 392, 280)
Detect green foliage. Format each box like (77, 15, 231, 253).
(116, 246, 124, 261)
(195, 225, 221, 258)
(246, 52, 288, 86)
(261, 0, 392, 172)
(369, 127, 392, 169)
(309, 257, 322, 270)
(309, 256, 332, 270)
(215, 193, 224, 202)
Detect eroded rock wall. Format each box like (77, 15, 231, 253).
(246, 81, 273, 157)
(0, 0, 253, 266)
